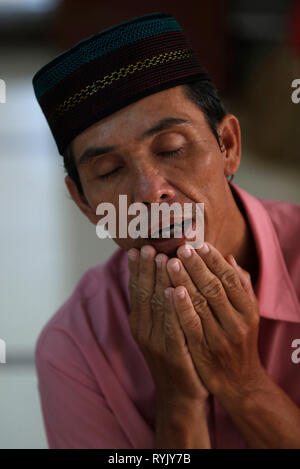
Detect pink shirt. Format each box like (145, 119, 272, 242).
(35, 183, 300, 449)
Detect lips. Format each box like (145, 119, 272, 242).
(150, 220, 182, 238)
(143, 218, 197, 255)
(148, 217, 193, 239)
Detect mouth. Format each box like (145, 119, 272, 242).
(143, 218, 196, 255)
(150, 218, 189, 239)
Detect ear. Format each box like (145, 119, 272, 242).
(64, 175, 99, 225)
(218, 114, 241, 177)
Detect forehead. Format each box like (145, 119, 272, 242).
(71, 85, 205, 158)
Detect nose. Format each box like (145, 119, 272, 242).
(132, 162, 176, 205)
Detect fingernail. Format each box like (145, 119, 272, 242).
(155, 256, 162, 268)
(171, 260, 180, 272)
(176, 288, 185, 299)
(199, 242, 209, 255)
(179, 246, 192, 258)
(231, 255, 238, 268)
(164, 288, 170, 298)
(128, 249, 137, 261)
(141, 246, 151, 259)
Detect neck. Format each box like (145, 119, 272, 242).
(219, 184, 259, 287)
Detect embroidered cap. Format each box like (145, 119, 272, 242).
(32, 12, 211, 155)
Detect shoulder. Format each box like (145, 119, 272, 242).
(258, 198, 300, 297)
(35, 247, 129, 374)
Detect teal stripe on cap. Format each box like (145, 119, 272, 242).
(34, 17, 181, 100)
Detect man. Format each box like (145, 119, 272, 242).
(32, 12, 300, 449)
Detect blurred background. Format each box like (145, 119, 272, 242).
(0, 0, 299, 449)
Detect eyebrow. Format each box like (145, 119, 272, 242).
(77, 117, 192, 168)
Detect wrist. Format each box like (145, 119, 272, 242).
(216, 366, 270, 414)
(155, 397, 210, 449)
(156, 394, 208, 415)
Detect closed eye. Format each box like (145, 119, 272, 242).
(158, 147, 185, 157)
(98, 147, 184, 180)
(98, 167, 122, 180)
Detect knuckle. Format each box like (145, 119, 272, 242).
(221, 269, 240, 289)
(231, 324, 248, 344)
(209, 255, 219, 272)
(138, 286, 151, 302)
(198, 307, 211, 321)
(182, 312, 201, 331)
(150, 294, 164, 311)
(201, 279, 223, 298)
(128, 280, 138, 294)
(164, 320, 176, 338)
(248, 311, 260, 328)
(192, 293, 208, 312)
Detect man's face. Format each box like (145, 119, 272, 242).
(68, 85, 240, 256)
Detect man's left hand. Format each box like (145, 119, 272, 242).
(165, 242, 267, 405)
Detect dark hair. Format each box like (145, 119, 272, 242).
(182, 80, 227, 147)
(63, 79, 227, 199)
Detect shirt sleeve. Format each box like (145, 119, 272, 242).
(35, 327, 132, 449)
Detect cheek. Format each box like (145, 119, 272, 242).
(179, 153, 227, 229)
(183, 147, 222, 180)
(81, 174, 117, 208)
(82, 174, 131, 207)
(176, 151, 222, 198)
(84, 189, 120, 227)
(197, 150, 223, 177)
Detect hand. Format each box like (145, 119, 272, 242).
(165, 242, 265, 405)
(127, 245, 209, 406)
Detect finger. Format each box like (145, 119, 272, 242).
(172, 286, 207, 348)
(163, 287, 188, 353)
(154, 253, 171, 295)
(166, 257, 222, 335)
(127, 248, 140, 336)
(176, 244, 239, 333)
(138, 245, 156, 330)
(227, 255, 257, 300)
(166, 256, 199, 297)
(166, 256, 221, 329)
(196, 243, 255, 318)
(226, 255, 259, 326)
(151, 253, 171, 335)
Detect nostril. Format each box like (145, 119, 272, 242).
(141, 192, 170, 206)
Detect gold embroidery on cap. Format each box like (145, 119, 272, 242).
(49, 48, 194, 122)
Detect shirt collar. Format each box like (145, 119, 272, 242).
(229, 182, 300, 323)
